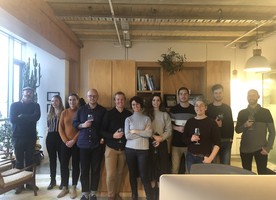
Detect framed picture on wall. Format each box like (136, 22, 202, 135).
(47, 92, 60, 101)
(164, 94, 177, 108)
(47, 104, 51, 113)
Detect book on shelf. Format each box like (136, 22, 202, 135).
(137, 69, 142, 91)
(140, 75, 147, 91)
(149, 75, 155, 91)
(145, 74, 153, 91)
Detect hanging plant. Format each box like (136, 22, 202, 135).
(158, 48, 187, 75)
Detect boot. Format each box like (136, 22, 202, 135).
(47, 179, 56, 190)
(57, 186, 69, 198)
(70, 185, 77, 199)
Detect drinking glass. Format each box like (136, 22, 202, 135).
(118, 128, 124, 143)
(87, 114, 94, 121)
(194, 128, 200, 145)
(217, 113, 224, 121)
(248, 114, 255, 130)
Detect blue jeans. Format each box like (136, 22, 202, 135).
(186, 151, 204, 173)
(218, 140, 232, 165)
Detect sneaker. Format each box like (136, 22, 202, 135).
(90, 194, 97, 200)
(15, 185, 24, 194)
(80, 194, 89, 200)
(70, 185, 77, 199)
(26, 184, 39, 191)
(57, 187, 69, 198)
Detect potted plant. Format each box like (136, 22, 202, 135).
(158, 48, 187, 75)
(0, 120, 13, 159)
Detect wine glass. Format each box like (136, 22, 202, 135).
(118, 128, 124, 143)
(87, 114, 94, 122)
(217, 113, 224, 121)
(194, 128, 200, 145)
(248, 114, 255, 130)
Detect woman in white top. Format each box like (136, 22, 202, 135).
(125, 96, 153, 200)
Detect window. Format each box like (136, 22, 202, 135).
(0, 29, 25, 119)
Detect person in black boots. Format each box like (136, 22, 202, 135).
(144, 94, 172, 200)
(46, 95, 64, 190)
(9, 87, 41, 194)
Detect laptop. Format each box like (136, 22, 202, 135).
(160, 174, 276, 200)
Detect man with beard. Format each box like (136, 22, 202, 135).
(235, 89, 275, 174)
(9, 87, 41, 194)
(206, 84, 234, 164)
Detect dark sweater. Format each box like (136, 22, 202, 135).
(183, 117, 221, 155)
(206, 103, 234, 139)
(73, 104, 106, 149)
(102, 107, 132, 150)
(235, 105, 275, 153)
(9, 101, 41, 140)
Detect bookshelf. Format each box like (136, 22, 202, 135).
(136, 62, 163, 103)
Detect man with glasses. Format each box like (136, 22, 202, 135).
(73, 89, 106, 200)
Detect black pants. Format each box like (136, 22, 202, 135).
(79, 145, 104, 192)
(46, 131, 62, 180)
(240, 149, 268, 174)
(13, 137, 36, 170)
(125, 148, 152, 200)
(60, 142, 80, 186)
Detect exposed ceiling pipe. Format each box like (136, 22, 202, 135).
(108, 0, 121, 46)
(225, 22, 267, 48)
(225, 15, 276, 48)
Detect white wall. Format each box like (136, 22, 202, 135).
(25, 43, 69, 153)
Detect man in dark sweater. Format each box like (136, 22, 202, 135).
(235, 89, 275, 174)
(206, 84, 234, 164)
(102, 91, 132, 200)
(9, 86, 41, 194)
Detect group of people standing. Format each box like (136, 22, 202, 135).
(9, 84, 275, 200)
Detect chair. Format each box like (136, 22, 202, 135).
(0, 158, 14, 173)
(0, 162, 37, 196)
(190, 163, 256, 174)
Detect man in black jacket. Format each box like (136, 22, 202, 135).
(10, 87, 41, 194)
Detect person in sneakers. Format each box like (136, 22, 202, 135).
(102, 91, 132, 200)
(9, 86, 41, 194)
(73, 89, 106, 200)
(58, 93, 80, 199)
(46, 95, 64, 190)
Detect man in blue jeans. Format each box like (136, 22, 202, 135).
(10, 86, 41, 194)
(235, 89, 275, 174)
(206, 84, 234, 164)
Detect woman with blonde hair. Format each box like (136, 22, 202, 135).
(46, 95, 64, 190)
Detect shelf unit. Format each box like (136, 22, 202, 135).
(136, 62, 163, 105)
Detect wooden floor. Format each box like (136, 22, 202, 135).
(1, 155, 275, 200)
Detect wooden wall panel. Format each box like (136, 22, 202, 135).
(206, 61, 231, 105)
(89, 60, 112, 107)
(112, 60, 136, 107)
(162, 62, 206, 96)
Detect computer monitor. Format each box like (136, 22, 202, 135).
(160, 174, 276, 200)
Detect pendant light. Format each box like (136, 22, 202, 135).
(244, 28, 271, 72)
